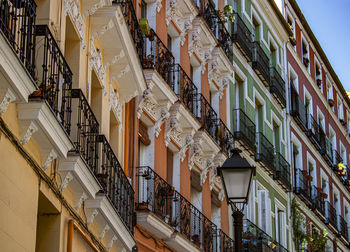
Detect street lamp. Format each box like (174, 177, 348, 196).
(217, 148, 255, 252)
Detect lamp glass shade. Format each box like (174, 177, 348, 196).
(220, 167, 253, 203)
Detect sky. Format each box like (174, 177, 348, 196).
(296, 0, 350, 91)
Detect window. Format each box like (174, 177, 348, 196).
(338, 97, 344, 122)
(315, 59, 322, 90)
(252, 18, 260, 42)
(141, 0, 147, 19)
(301, 36, 309, 70)
(257, 189, 271, 235)
(289, 66, 298, 91)
(347, 112, 350, 136)
(327, 78, 334, 103)
(340, 143, 346, 165)
(273, 122, 280, 154)
(270, 41, 277, 68)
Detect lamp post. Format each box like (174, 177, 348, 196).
(217, 148, 255, 252)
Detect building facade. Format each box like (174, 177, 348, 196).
(1, 0, 350, 251)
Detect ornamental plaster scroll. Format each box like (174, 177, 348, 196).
(179, 131, 195, 162)
(90, 43, 107, 96)
(188, 26, 215, 73)
(20, 121, 38, 145)
(0, 88, 16, 115)
(188, 132, 202, 171)
(99, 224, 110, 240)
(42, 149, 58, 171)
(156, 0, 162, 12)
(208, 152, 226, 190)
(137, 88, 158, 120)
(87, 209, 99, 225)
(64, 0, 86, 49)
(166, 0, 195, 46)
(60, 172, 74, 191)
(154, 104, 171, 138)
(208, 59, 232, 99)
(82, 0, 108, 19)
(110, 64, 130, 83)
(164, 103, 183, 147)
(107, 235, 118, 250)
(200, 156, 214, 185)
(109, 85, 123, 130)
(75, 192, 88, 210)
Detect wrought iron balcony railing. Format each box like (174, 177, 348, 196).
(70, 89, 99, 171)
(306, 114, 325, 151)
(196, 93, 219, 142)
(114, 0, 143, 63)
(171, 64, 199, 116)
(216, 118, 234, 156)
(0, 0, 36, 76)
(142, 29, 175, 88)
(137, 166, 234, 251)
(243, 219, 288, 252)
(252, 41, 270, 86)
(232, 108, 256, 155)
(31, 25, 72, 134)
(337, 214, 348, 241)
(294, 168, 312, 205)
(290, 85, 308, 131)
(332, 150, 343, 170)
(96, 135, 135, 233)
(320, 135, 333, 167)
(310, 185, 325, 217)
(231, 13, 252, 61)
(325, 201, 337, 230)
(270, 67, 286, 108)
(274, 152, 291, 191)
(256, 132, 275, 174)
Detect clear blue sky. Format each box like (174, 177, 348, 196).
(296, 0, 350, 91)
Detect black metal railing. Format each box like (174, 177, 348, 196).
(96, 135, 134, 233)
(320, 136, 333, 166)
(252, 42, 270, 86)
(0, 0, 36, 76)
(243, 219, 288, 252)
(217, 20, 233, 62)
(311, 185, 325, 217)
(172, 64, 199, 116)
(31, 25, 72, 134)
(142, 29, 175, 88)
(274, 153, 291, 191)
(338, 215, 348, 241)
(216, 118, 234, 156)
(256, 132, 275, 174)
(114, 0, 143, 63)
(325, 201, 337, 230)
(270, 67, 286, 108)
(306, 114, 325, 150)
(332, 150, 343, 169)
(294, 168, 312, 205)
(233, 109, 256, 154)
(290, 85, 308, 130)
(137, 166, 234, 251)
(231, 13, 252, 61)
(202, 0, 218, 37)
(196, 93, 219, 142)
(70, 89, 99, 171)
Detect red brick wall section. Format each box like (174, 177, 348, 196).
(309, 47, 315, 81)
(201, 177, 212, 219)
(295, 23, 302, 59)
(219, 89, 227, 124)
(180, 151, 191, 201)
(154, 124, 167, 179)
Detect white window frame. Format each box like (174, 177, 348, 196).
(301, 33, 310, 72)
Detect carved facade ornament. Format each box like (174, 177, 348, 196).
(82, 0, 107, 19)
(137, 88, 158, 120)
(20, 121, 38, 145)
(179, 133, 194, 162)
(64, 0, 86, 49)
(188, 132, 203, 170)
(107, 235, 118, 250)
(60, 172, 73, 191)
(0, 88, 16, 115)
(164, 103, 183, 147)
(91, 19, 114, 41)
(90, 43, 107, 95)
(156, 0, 163, 12)
(87, 209, 99, 225)
(42, 149, 58, 171)
(154, 106, 170, 137)
(209, 153, 226, 190)
(200, 156, 214, 185)
(75, 192, 88, 210)
(109, 85, 123, 130)
(99, 224, 110, 240)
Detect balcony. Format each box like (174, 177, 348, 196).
(332, 150, 343, 171)
(337, 215, 349, 242)
(290, 85, 308, 131)
(216, 119, 234, 156)
(142, 29, 175, 90)
(243, 219, 288, 252)
(217, 19, 233, 62)
(231, 13, 253, 61)
(252, 42, 270, 87)
(306, 114, 325, 151)
(233, 108, 256, 155)
(325, 201, 337, 232)
(136, 166, 234, 252)
(310, 185, 325, 219)
(274, 153, 291, 192)
(256, 132, 275, 175)
(0, 0, 36, 76)
(294, 168, 312, 206)
(270, 67, 286, 108)
(320, 136, 333, 167)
